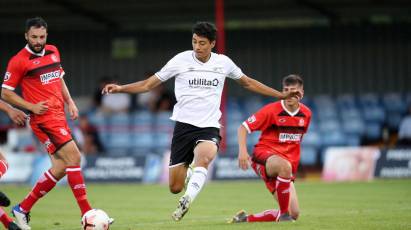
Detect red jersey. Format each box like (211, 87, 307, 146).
(3, 44, 66, 123)
(243, 100, 312, 168)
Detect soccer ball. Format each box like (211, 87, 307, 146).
(81, 209, 110, 230)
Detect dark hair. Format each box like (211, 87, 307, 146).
(192, 22, 217, 42)
(25, 17, 48, 32)
(282, 74, 304, 87)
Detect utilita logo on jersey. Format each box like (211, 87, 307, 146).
(40, 70, 61, 84)
(188, 78, 219, 88)
(279, 133, 302, 142)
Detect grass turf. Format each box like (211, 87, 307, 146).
(1, 179, 410, 229)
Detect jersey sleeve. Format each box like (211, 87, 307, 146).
(155, 55, 181, 82)
(242, 104, 273, 133)
(223, 55, 243, 80)
(2, 57, 24, 91)
(52, 46, 65, 78)
(304, 110, 312, 133)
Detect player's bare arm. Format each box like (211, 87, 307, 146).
(102, 75, 162, 95)
(236, 75, 301, 99)
(237, 125, 251, 170)
(61, 78, 78, 120)
(1, 88, 48, 115)
(0, 100, 27, 126)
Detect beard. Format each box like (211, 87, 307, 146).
(28, 43, 45, 53)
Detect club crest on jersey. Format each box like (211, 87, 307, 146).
(299, 119, 305, 126)
(44, 139, 52, 149)
(279, 118, 286, 123)
(4, 72, 11, 81)
(33, 60, 41, 65)
(40, 70, 61, 84)
(247, 115, 256, 123)
(60, 128, 68, 136)
(51, 54, 58, 62)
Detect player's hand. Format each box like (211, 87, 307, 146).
(68, 100, 79, 120)
(30, 101, 48, 115)
(101, 84, 122, 95)
(238, 151, 250, 170)
(7, 107, 27, 126)
(281, 90, 302, 100)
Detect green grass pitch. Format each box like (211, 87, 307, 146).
(1, 179, 410, 229)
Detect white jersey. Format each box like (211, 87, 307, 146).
(155, 51, 243, 128)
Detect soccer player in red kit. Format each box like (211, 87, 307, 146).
(228, 74, 311, 223)
(1, 17, 112, 230)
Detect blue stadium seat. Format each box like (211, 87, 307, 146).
(359, 93, 380, 108)
(321, 130, 347, 147)
(383, 93, 406, 114)
(362, 106, 386, 123)
(342, 118, 365, 136)
(364, 122, 382, 140)
(302, 131, 322, 148)
(336, 94, 357, 109)
(300, 146, 317, 166)
(319, 119, 341, 133)
(131, 132, 154, 153)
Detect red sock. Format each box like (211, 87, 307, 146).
(20, 170, 58, 212)
(0, 159, 8, 178)
(66, 166, 92, 216)
(0, 207, 13, 228)
(276, 176, 291, 216)
(247, 209, 279, 222)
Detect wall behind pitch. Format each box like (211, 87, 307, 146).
(0, 25, 409, 96)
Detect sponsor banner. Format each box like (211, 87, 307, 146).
(322, 147, 380, 182)
(211, 155, 258, 180)
(83, 155, 147, 182)
(375, 149, 411, 178)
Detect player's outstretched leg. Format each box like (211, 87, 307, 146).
(227, 210, 248, 223)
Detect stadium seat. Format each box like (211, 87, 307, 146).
(364, 122, 382, 140)
(321, 130, 347, 147)
(362, 106, 386, 123)
(302, 131, 322, 148)
(359, 93, 380, 108)
(300, 146, 318, 166)
(342, 118, 365, 136)
(336, 94, 357, 109)
(383, 93, 406, 114)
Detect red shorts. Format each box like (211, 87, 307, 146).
(251, 147, 297, 193)
(30, 120, 73, 154)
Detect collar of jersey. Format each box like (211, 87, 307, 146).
(281, 100, 300, 116)
(25, 44, 45, 57)
(192, 51, 212, 65)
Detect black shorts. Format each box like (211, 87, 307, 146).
(169, 121, 221, 167)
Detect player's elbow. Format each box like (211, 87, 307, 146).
(1, 89, 11, 101)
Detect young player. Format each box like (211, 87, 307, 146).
(229, 74, 311, 223)
(1, 17, 112, 230)
(102, 21, 300, 221)
(0, 99, 27, 230)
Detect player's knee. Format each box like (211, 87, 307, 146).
(277, 161, 292, 178)
(169, 184, 183, 194)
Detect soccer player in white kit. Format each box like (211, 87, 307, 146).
(102, 21, 300, 221)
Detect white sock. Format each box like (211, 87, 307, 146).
(184, 167, 208, 201)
